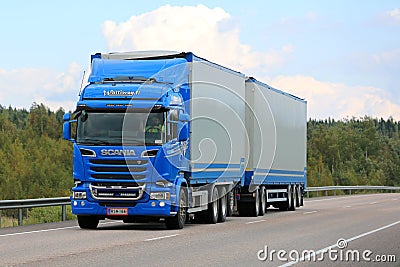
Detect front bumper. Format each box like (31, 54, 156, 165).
(70, 197, 175, 217)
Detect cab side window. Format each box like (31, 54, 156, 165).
(168, 109, 179, 140)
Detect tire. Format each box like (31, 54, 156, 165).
(77, 215, 99, 229)
(289, 185, 296, 211)
(165, 188, 187, 229)
(295, 185, 301, 208)
(205, 187, 219, 224)
(259, 187, 266, 216)
(300, 186, 304, 206)
(279, 185, 291, 211)
(218, 187, 227, 222)
(227, 190, 234, 217)
(249, 189, 259, 217)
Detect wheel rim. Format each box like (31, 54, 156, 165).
(255, 190, 259, 213)
(221, 194, 227, 217)
(229, 192, 234, 211)
(213, 190, 218, 218)
(179, 192, 186, 223)
(261, 189, 266, 211)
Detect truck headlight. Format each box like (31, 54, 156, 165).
(73, 191, 87, 199)
(155, 180, 173, 187)
(150, 192, 170, 200)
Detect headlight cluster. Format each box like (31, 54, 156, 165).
(73, 191, 87, 199)
(150, 192, 170, 200)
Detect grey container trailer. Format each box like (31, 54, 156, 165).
(235, 77, 307, 216)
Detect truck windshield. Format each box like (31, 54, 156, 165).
(76, 111, 166, 146)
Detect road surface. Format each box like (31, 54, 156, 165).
(0, 193, 399, 266)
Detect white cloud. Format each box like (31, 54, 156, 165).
(269, 75, 400, 120)
(102, 4, 293, 74)
(387, 8, 400, 22)
(0, 62, 81, 111)
(100, 4, 400, 120)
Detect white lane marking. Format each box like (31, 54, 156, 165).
(144, 234, 179, 242)
(245, 219, 266, 225)
(0, 220, 120, 238)
(393, 198, 398, 201)
(0, 226, 78, 237)
(303, 211, 318, 215)
(280, 220, 400, 267)
(344, 206, 352, 208)
(369, 202, 378, 205)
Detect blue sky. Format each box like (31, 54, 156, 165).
(1, 1, 399, 119)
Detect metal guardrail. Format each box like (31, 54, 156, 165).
(305, 185, 400, 198)
(0, 197, 70, 227)
(0, 186, 399, 227)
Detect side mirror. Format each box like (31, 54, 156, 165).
(178, 123, 189, 142)
(63, 121, 72, 141)
(63, 113, 76, 142)
(63, 113, 71, 122)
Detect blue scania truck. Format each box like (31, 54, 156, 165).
(63, 51, 307, 229)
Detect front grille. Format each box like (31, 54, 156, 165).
(88, 159, 148, 181)
(90, 182, 145, 201)
(90, 167, 146, 172)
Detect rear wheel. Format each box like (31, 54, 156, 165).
(249, 189, 259, 217)
(218, 187, 227, 222)
(205, 187, 219, 224)
(289, 185, 296, 211)
(77, 215, 99, 229)
(300, 186, 304, 206)
(279, 185, 292, 211)
(259, 187, 266, 216)
(165, 188, 187, 229)
(227, 190, 234, 217)
(295, 185, 301, 208)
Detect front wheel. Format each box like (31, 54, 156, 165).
(165, 188, 187, 229)
(77, 215, 99, 229)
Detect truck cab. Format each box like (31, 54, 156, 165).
(63, 52, 190, 229)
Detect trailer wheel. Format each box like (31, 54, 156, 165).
(295, 185, 301, 208)
(205, 187, 219, 224)
(227, 190, 234, 217)
(300, 187, 304, 206)
(77, 215, 99, 229)
(218, 187, 227, 222)
(259, 187, 266, 216)
(249, 189, 259, 217)
(279, 185, 291, 211)
(165, 188, 187, 229)
(289, 185, 296, 211)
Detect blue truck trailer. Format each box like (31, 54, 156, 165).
(63, 51, 307, 229)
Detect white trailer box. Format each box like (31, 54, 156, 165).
(245, 78, 307, 191)
(189, 59, 247, 184)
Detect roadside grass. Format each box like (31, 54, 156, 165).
(0, 205, 76, 228)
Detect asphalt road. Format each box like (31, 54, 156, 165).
(0, 193, 399, 267)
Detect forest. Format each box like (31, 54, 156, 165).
(0, 104, 399, 200)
